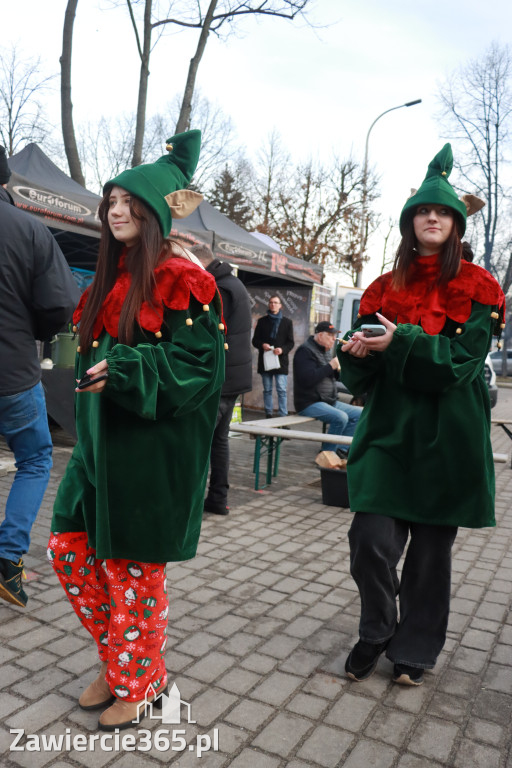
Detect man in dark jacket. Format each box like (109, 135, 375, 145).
(0, 146, 80, 606)
(252, 295, 294, 417)
(191, 244, 252, 515)
(293, 321, 362, 454)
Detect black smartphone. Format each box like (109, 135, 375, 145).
(76, 373, 109, 389)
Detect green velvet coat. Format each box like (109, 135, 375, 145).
(52, 290, 225, 563)
(338, 300, 499, 529)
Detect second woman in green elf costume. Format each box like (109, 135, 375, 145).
(339, 144, 505, 687)
(48, 129, 225, 730)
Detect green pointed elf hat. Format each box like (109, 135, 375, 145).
(399, 143, 467, 236)
(105, 129, 202, 237)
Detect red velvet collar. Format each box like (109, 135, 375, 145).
(73, 249, 218, 339)
(359, 255, 505, 335)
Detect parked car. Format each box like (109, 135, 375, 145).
(488, 349, 512, 377)
(484, 354, 498, 408)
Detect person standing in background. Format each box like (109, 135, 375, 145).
(252, 295, 294, 417)
(191, 243, 252, 515)
(0, 145, 80, 607)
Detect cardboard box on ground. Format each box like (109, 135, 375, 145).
(314, 451, 347, 470)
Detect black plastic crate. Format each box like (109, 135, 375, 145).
(319, 467, 350, 508)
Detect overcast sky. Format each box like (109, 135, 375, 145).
(4, 0, 512, 286)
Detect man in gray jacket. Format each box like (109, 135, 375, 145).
(0, 146, 80, 607)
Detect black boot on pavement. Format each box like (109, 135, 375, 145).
(345, 640, 388, 681)
(203, 501, 230, 516)
(392, 664, 424, 686)
(0, 557, 28, 607)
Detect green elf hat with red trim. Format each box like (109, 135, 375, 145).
(399, 143, 468, 236)
(104, 129, 202, 237)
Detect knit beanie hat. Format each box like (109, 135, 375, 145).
(0, 146, 11, 185)
(399, 143, 467, 236)
(105, 129, 202, 237)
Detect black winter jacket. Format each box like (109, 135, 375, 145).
(207, 259, 252, 396)
(0, 186, 81, 395)
(252, 314, 294, 375)
(293, 336, 339, 412)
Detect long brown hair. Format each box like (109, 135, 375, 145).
(392, 211, 462, 289)
(78, 191, 170, 352)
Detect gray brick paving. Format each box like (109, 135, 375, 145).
(1, 392, 512, 766)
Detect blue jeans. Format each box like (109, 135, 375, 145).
(299, 400, 362, 452)
(261, 373, 288, 416)
(0, 382, 53, 560)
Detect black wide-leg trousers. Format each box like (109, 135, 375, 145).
(348, 512, 458, 669)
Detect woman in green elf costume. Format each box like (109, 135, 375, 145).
(48, 130, 225, 730)
(338, 144, 505, 687)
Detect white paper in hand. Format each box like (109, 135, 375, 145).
(263, 349, 280, 371)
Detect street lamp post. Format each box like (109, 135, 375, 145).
(356, 99, 422, 288)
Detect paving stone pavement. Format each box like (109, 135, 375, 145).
(0, 390, 512, 767)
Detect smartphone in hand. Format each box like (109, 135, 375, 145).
(76, 372, 108, 389)
(361, 324, 386, 338)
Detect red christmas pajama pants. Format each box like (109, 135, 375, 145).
(48, 531, 168, 702)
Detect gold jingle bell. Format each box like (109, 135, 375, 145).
(490, 311, 499, 319)
(455, 328, 462, 335)
(186, 318, 193, 326)
(203, 304, 209, 312)
(218, 323, 225, 331)
(155, 331, 162, 339)
(224, 343, 229, 350)
(92, 340, 99, 348)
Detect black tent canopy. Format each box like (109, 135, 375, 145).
(7, 144, 323, 285)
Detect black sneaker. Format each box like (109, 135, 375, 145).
(392, 664, 424, 686)
(0, 557, 28, 607)
(203, 501, 230, 516)
(345, 640, 388, 681)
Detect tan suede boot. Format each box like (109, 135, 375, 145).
(98, 685, 168, 731)
(79, 661, 114, 711)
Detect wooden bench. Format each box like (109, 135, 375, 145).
(231, 416, 510, 490)
(230, 415, 352, 490)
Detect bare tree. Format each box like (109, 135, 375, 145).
(0, 45, 55, 155)
(251, 129, 291, 231)
(163, 91, 237, 190)
(378, 219, 398, 275)
(438, 42, 512, 283)
(252, 152, 378, 281)
(119, 0, 313, 166)
(78, 112, 165, 193)
(61, 0, 85, 185)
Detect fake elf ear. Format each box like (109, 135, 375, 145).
(460, 194, 485, 217)
(165, 189, 203, 219)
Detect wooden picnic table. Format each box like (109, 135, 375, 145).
(229, 415, 352, 490)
